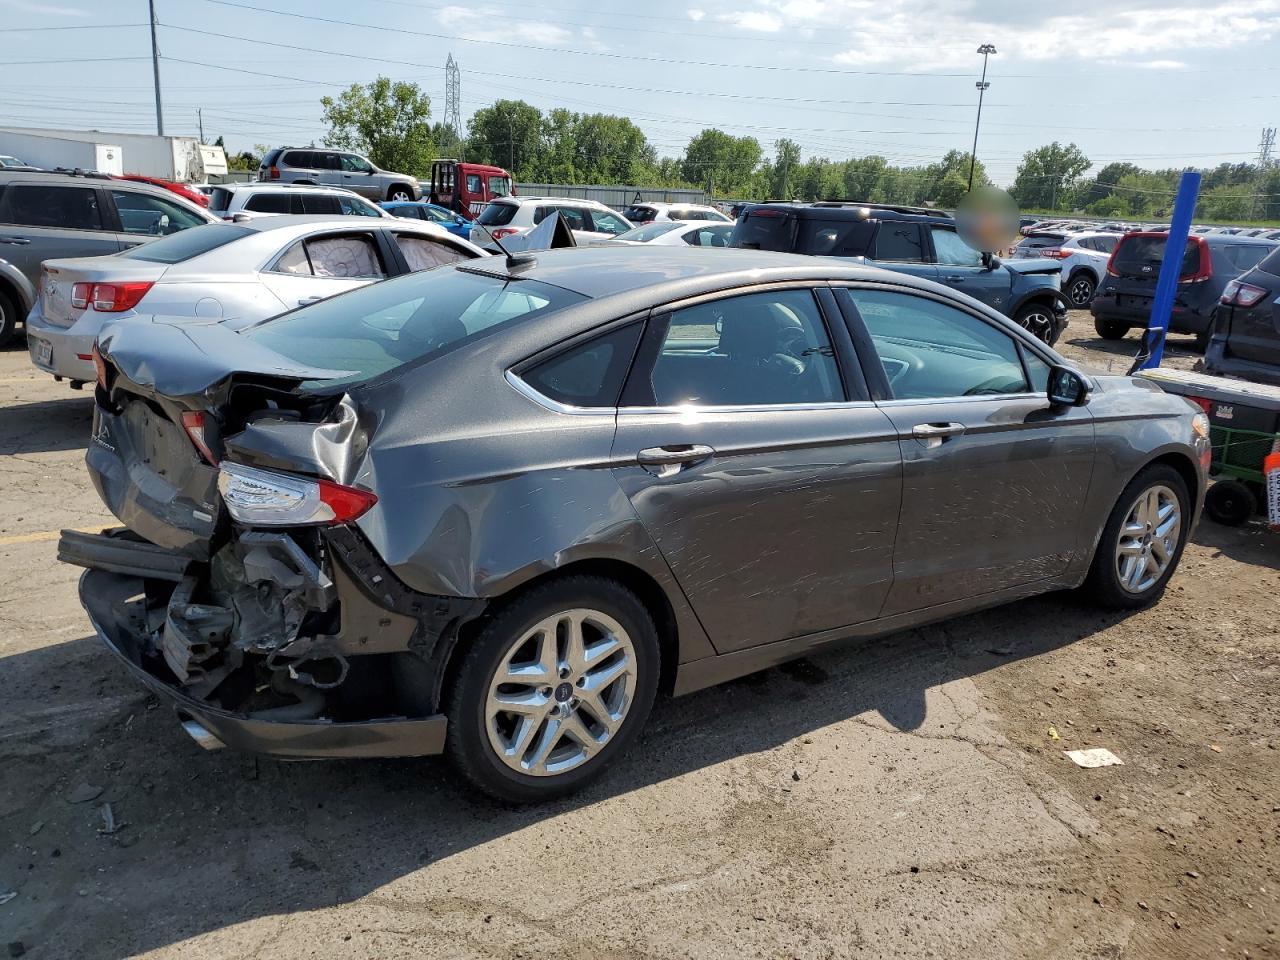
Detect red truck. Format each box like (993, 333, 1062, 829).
(428, 160, 514, 220)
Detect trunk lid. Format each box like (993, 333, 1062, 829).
(91, 320, 362, 559)
(41, 257, 168, 328)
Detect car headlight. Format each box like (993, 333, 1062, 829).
(1192, 412, 1210, 440)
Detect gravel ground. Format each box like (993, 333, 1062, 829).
(0, 313, 1276, 960)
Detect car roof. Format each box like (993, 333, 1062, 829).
(217, 182, 354, 193)
(213, 214, 431, 234)
(742, 201, 951, 223)
(498, 196, 607, 208)
(465, 245, 914, 298)
(1201, 233, 1277, 247)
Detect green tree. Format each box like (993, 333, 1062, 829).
(429, 122, 463, 161)
(568, 113, 654, 184)
(771, 138, 802, 198)
(1081, 162, 1140, 206)
(1198, 183, 1252, 222)
(1087, 193, 1130, 217)
(841, 155, 889, 202)
(466, 99, 544, 178)
(681, 129, 762, 195)
(320, 77, 434, 176)
(1109, 170, 1178, 217)
(1010, 142, 1091, 210)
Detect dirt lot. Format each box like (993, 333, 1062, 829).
(1, 316, 1277, 960)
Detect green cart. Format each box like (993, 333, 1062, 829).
(1135, 368, 1280, 526)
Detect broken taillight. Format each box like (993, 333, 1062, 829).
(218, 462, 377, 526)
(91, 342, 108, 390)
(181, 411, 219, 465)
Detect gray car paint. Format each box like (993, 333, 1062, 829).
(83, 247, 1208, 747)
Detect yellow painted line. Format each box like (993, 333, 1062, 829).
(0, 525, 105, 546)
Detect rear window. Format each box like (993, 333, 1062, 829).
(1257, 246, 1280, 276)
(243, 268, 587, 387)
(1017, 234, 1065, 251)
(476, 202, 518, 226)
(261, 149, 284, 167)
(208, 187, 234, 212)
(729, 210, 797, 251)
(117, 223, 252, 263)
(1112, 235, 1198, 277)
(623, 206, 657, 222)
(617, 222, 683, 242)
(1219, 244, 1272, 274)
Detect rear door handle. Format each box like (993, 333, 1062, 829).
(637, 444, 715, 476)
(0, 236, 31, 245)
(911, 422, 965, 448)
(296, 296, 323, 306)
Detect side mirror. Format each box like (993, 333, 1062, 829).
(1048, 365, 1089, 407)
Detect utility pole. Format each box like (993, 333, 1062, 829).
(444, 54, 462, 156)
(149, 0, 164, 135)
(967, 43, 996, 192)
(197, 108, 204, 144)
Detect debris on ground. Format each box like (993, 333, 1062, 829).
(7, 942, 25, 958)
(0, 892, 17, 906)
(97, 803, 124, 836)
(1064, 748, 1125, 768)
(66, 783, 103, 804)
(27, 822, 42, 837)
(1048, 726, 1061, 741)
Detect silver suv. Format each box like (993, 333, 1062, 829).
(259, 148, 421, 203)
(0, 169, 217, 346)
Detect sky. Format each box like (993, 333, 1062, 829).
(0, 0, 1277, 186)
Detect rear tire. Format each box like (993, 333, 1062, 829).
(443, 576, 660, 803)
(1194, 323, 1213, 353)
(1204, 479, 1255, 526)
(1065, 272, 1096, 308)
(1081, 464, 1190, 610)
(1094, 318, 1128, 340)
(0, 287, 17, 348)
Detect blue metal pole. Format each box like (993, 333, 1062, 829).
(1130, 170, 1202, 373)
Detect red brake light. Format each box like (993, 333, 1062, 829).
(1181, 237, 1212, 284)
(90, 281, 153, 312)
(181, 411, 219, 465)
(749, 208, 787, 218)
(489, 227, 519, 239)
(268, 165, 280, 179)
(71, 282, 93, 309)
(1041, 248, 1071, 259)
(317, 478, 378, 523)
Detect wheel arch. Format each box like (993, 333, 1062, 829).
(0, 260, 34, 315)
(438, 557, 685, 709)
(1142, 449, 1203, 506)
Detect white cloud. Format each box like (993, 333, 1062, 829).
(0, 0, 88, 15)
(437, 5, 571, 46)
(708, 0, 1280, 68)
(688, 8, 706, 20)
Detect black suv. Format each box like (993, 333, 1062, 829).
(1091, 232, 1277, 352)
(1203, 243, 1280, 384)
(728, 201, 1069, 343)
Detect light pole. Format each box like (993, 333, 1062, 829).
(967, 43, 996, 192)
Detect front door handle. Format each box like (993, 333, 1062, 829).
(0, 236, 31, 245)
(943, 274, 966, 282)
(637, 444, 714, 476)
(911, 422, 965, 449)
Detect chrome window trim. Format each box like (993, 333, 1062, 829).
(505, 369, 878, 417)
(875, 392, 1044, 407)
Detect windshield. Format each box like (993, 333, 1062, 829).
(616, 222, 684, 242)
(117, 223, 252, 263)
(243, 268, 587, 388)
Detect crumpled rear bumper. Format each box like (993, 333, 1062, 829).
(79, 566, 448, 759)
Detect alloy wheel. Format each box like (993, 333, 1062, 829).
(1114, 483, 1181, 593)
(1018, 309, 1055, 343)
(484, 608, 637, 777)
(1068, 277, 1094, 307)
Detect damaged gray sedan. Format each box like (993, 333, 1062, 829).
(65, 247, 1211, 802)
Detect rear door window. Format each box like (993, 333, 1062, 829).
(283, 150, 316, 168)
(796, 218, 873, 257)
(335, 194, 380, 217)
(297, 193, 343, 215)
(871, 223, 925, 262)
(547, 206, 588, 230)
(306, 234, 386, 278)
(244, 192, 292, 214)
(588, 210, 630, 236)
(2, 185, 103, 229)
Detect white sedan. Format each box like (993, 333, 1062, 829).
(26, 216, 487, 386)
(609, 221, 733, 247)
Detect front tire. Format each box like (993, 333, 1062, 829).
(387, 184, 415, 202)
(1081, 464, 1190, 610)
(1094, 317, 1128, 340)
(1014, 302, 1061, 345)
(443, 576, 660, 803)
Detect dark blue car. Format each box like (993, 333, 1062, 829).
(380, 200, 471, 239)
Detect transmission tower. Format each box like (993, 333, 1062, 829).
(1259, 127, 1277, 168)
(445, 54, 462, 155)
